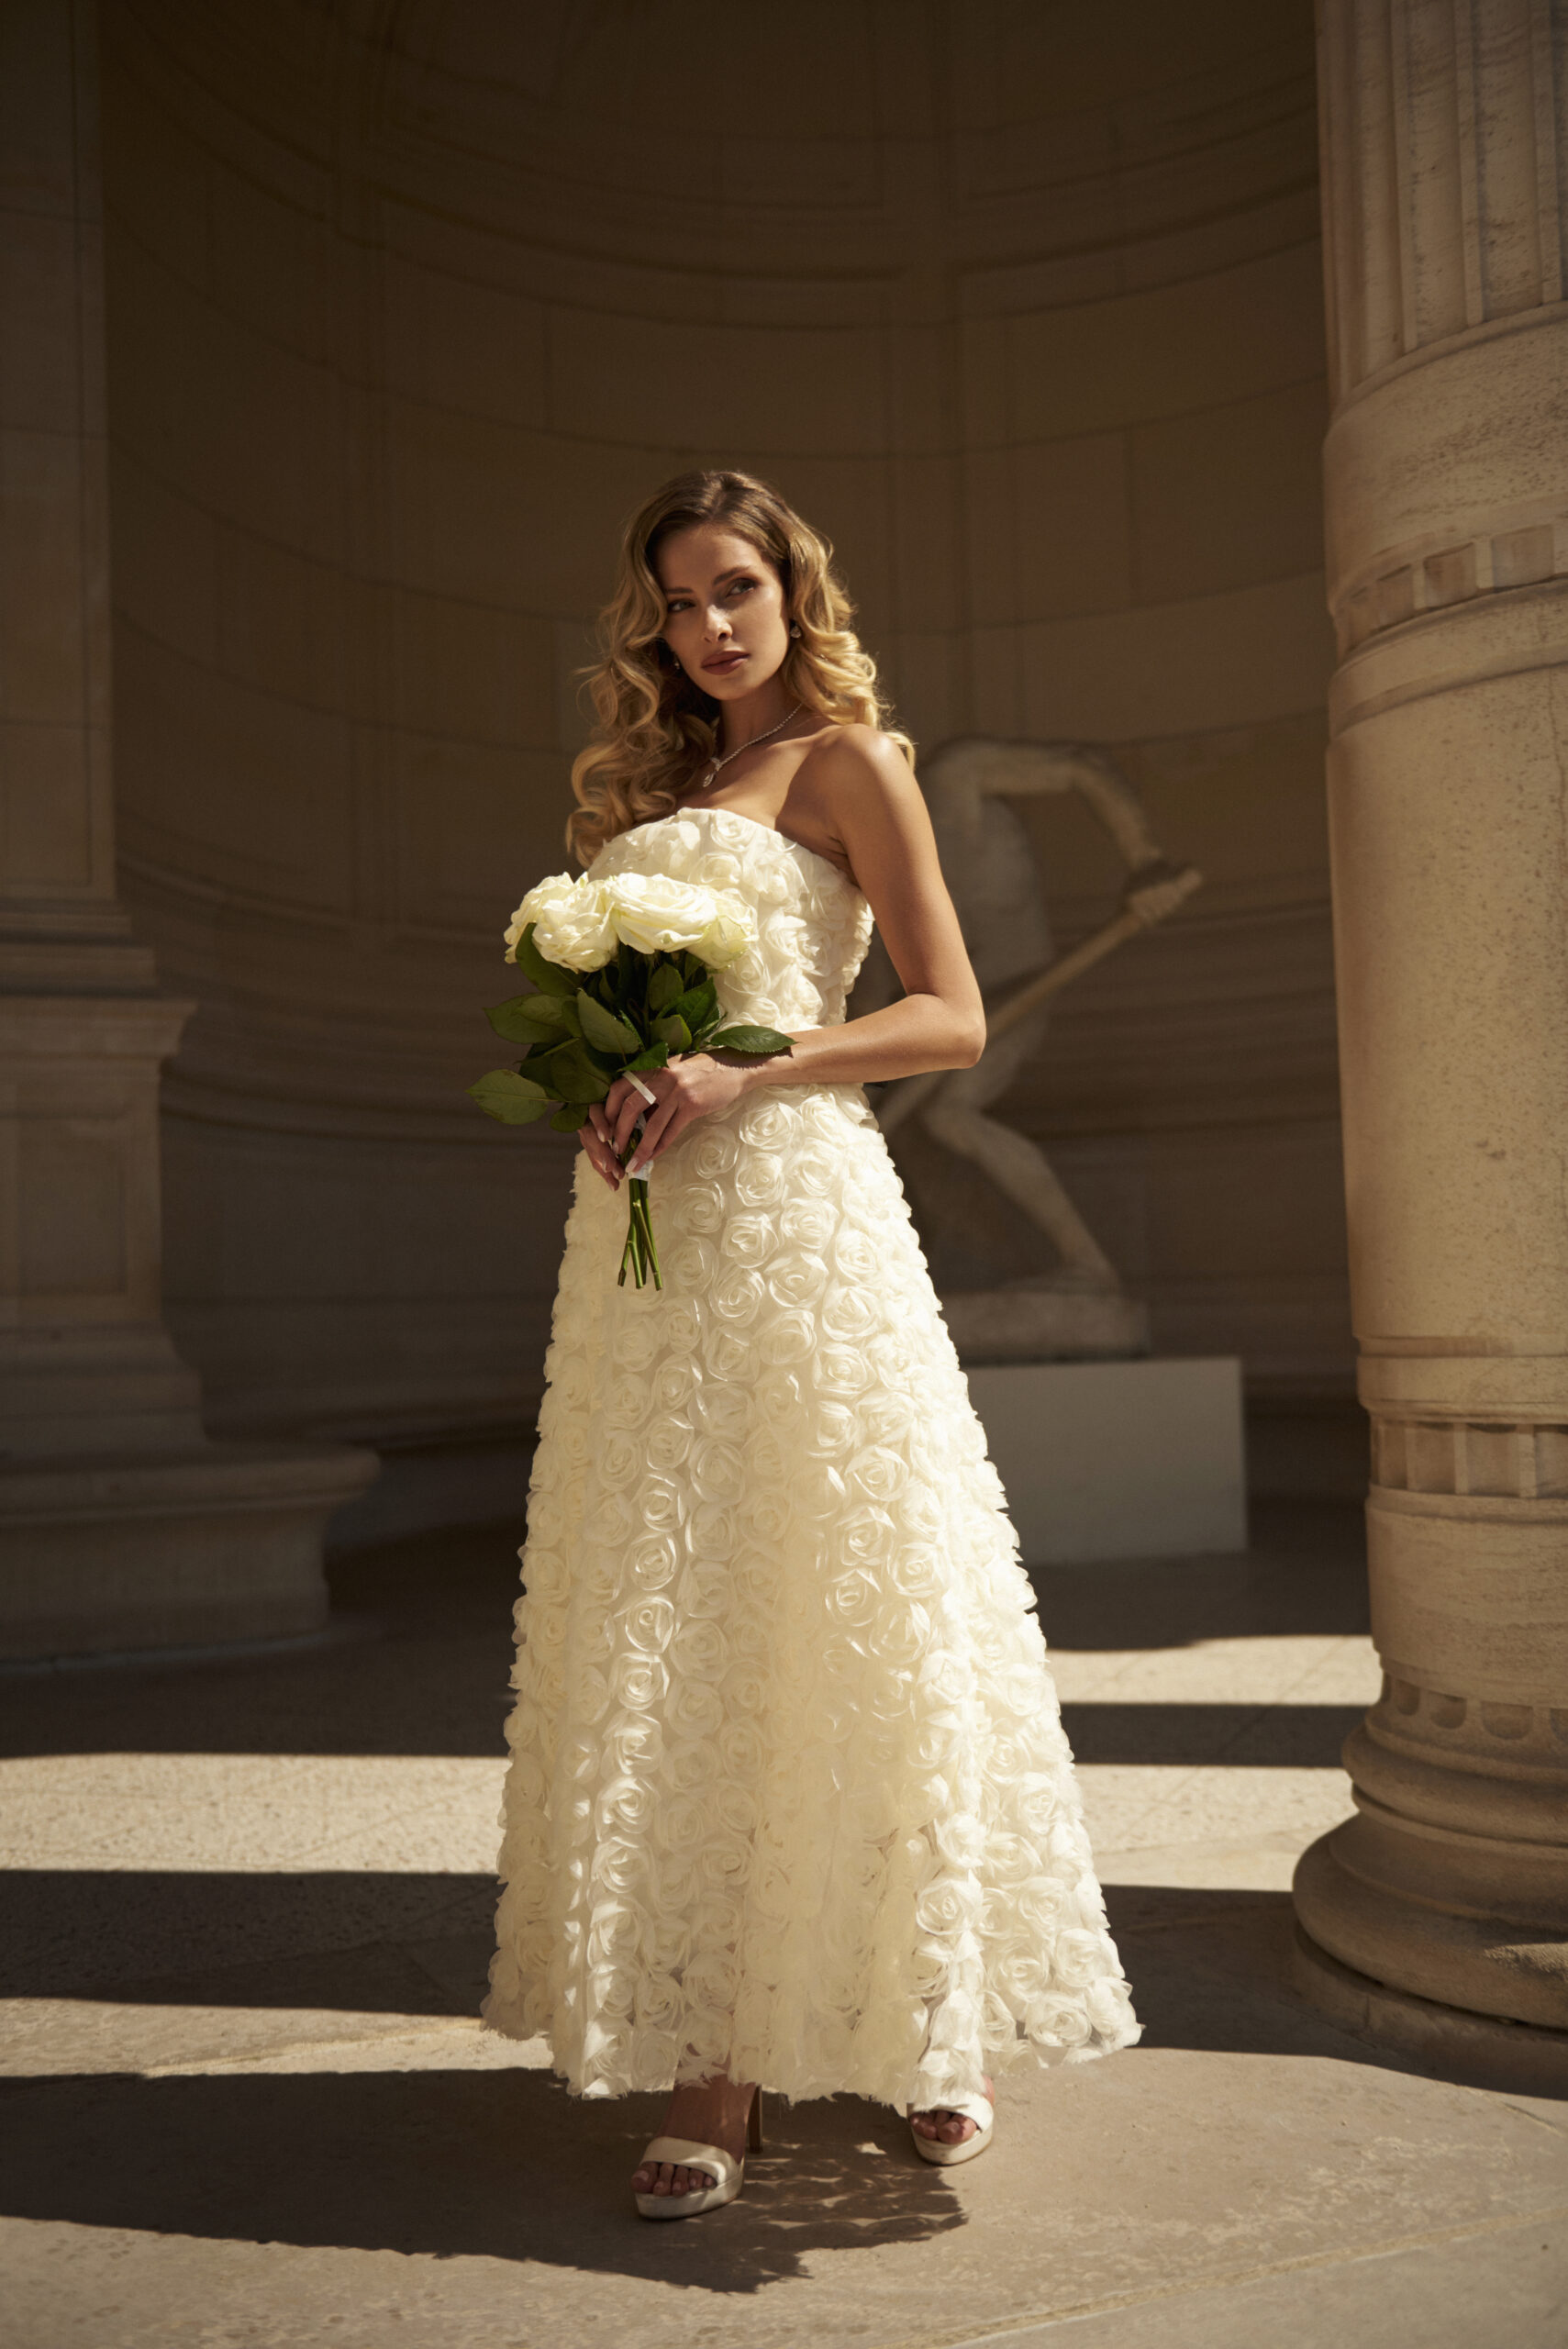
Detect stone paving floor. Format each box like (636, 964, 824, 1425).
(2, 1502, 1564, 2347)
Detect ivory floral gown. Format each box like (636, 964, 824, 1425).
(484, 805, 1140, 2110)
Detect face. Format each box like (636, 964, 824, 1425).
(654, 523, 791, 701)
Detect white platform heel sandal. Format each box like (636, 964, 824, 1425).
(634, 2088, 763, 2220)
(907, 2089, 995, 2167)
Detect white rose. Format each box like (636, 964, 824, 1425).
(695, 894, 756, 969)
(504, 873, 617, 970)
(599, 873, 757, 962)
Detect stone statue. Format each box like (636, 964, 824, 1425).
(871, 737, 1201, 1362)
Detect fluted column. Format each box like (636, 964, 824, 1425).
(1294, 0, 1568, 2071)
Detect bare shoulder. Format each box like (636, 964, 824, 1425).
(806, 721, 916, 786)
(797, 723, 922, 831)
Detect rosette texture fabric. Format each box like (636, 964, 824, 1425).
(484, 806, 1140, 2109)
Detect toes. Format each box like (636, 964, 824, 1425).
(637, 2162, 715, 2198)
(913, 2107, 978, 2143)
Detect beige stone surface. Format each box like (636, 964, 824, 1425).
(0, 0, 376, 1658)
(80, 1, 1350, 1500)
(3, 1509, 1563, 2349)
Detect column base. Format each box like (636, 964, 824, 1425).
(1295, 1818, 1568, 2030)
(1292, 1922, 1568, 2097)
(0, 1441, 379, 1659)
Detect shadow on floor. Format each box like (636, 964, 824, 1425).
(1058, 1699, 1366, 1764)
(4, 1851, 1360, 2009)
(1, 1896, 1473, 2281)
(1034, 1499, 1369, 1651)
(6, 1880, 1373, 2077)
(0, 2065, 962, 2282)
(0, 1501, 1370, 1762)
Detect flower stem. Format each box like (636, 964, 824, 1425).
(616, 1144, 662, 1290)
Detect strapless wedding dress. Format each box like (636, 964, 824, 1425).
(484, 805, 1139, 2109)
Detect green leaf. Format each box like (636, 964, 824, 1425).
(652, 1012, 692, 1052)
(550, 1103, 591, 1132)
(671, 980, 717, 1030)
(707, 1026, 795, 1056)
(512, 921, 580, 997)
(540, 1039, 613, 1104)
(468, 1069, 554, 1124)
(648, 961, 684, 1014)
(576, 989, 642, 1055)
(485, 992, 568, 1045)
(627, 1041, 669, 1074)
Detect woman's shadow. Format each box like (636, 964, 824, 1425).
(0, 2065, 965, 2289)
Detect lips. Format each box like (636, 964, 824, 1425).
(702, 651, 747, 674)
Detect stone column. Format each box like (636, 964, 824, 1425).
(1294, 0, 1568, 2078)
(0, 0, 374, 1656)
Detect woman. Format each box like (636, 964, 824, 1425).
(484, 470, 1139, 2217)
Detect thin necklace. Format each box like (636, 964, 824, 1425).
(696, 701, 803, 793)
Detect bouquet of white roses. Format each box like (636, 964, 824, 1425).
(470, 870, 792, 1288)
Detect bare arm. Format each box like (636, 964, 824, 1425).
(585, 730, 984, 1185)
(763, 727, 985, 1084)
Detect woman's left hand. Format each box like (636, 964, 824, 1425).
(589, 1053, 763, 1182)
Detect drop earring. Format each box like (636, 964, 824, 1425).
(788, 622, 802, 639)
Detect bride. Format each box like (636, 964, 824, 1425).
(483, 469, 1139, 2217)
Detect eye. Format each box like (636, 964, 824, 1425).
(723, 577, 756, 601)
(664, 596, 692, 614)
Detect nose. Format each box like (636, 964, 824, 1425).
(704, 602, 733, 642)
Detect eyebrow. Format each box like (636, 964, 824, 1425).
(662, 564, 754, 597)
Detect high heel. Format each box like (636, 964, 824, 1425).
(634, 2087, 763, 2221)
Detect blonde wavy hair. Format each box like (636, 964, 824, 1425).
(566, 469, 913, 864)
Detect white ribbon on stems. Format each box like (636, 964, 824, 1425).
(624, 1070, 657, 1182)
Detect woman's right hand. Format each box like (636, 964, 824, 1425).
(581, 1101, 627, 1190)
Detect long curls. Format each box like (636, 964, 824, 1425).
(567, 469, 913, 865)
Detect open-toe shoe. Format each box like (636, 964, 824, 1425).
(906, 2091, 995, 2167)
(633, 2089, 763, 2219)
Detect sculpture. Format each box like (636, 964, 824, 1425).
(872, 738, 1201, 1361)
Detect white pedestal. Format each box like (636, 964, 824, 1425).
(965, 1356, 1248, 1564)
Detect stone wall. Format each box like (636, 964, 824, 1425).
(96, 0, 1352, 1513)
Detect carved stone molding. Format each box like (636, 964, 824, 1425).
(1368, 1673, 1568, 1765)
(1336, 502, 1568, 651)
(1372, 1414, 1568, 1498)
